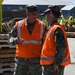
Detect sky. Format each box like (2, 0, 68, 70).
(2, 0, 75, 5)
(70, 0, 75, 4)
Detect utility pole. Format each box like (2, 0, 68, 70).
(0, 0, 4, 32)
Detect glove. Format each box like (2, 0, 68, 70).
(9, 37, 17, 45)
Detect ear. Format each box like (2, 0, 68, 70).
(50, 12, 55, 18)
(26, 11, 28, 16)
(50, 12, 52, 16)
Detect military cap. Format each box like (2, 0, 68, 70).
(49, 5, 61, 14)
(26, 4, 38, 12)
(41, 5, 61, 16)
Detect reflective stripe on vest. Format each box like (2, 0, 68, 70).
(40, 21, 44, 39)
(22, 40, 42, 44)
(17, 20, 22, 40)
(17, 20, 44, 44)
(47, 26, 54, 38)
(41, 56, 70, 62)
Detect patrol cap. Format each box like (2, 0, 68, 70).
(26, 4, 38, 12)
(41, 5, 61, 18)
(40, 8, 50, 16)
(49, 5, 61, 15)
(43, 8, 51, 15)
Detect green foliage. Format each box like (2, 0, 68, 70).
(38, 16, 75, 32)
(38, 16, 49, 27)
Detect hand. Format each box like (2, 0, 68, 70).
(9, 37, 17, 45)
(17, 37, 24, 44)
(53, 64, 59, 72)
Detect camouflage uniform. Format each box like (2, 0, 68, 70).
(40, 5, 70, 75)
(42, 26, 66, 75)
(9, 19, 46, 75)
(42, 64, 65, 75)
(13, 57, 42, 75)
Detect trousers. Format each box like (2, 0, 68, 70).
(13, 57, 42, 75)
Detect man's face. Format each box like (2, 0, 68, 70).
(26, 11, 38, 23)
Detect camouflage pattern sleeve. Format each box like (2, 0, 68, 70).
(54, 28, 66, 66)
(9, 25, 17, 45)
(10, 25, 17, 37)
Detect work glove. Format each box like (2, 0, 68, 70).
(9, 37, 17, 45)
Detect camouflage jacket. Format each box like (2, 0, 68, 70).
(54, 28, 66, 66)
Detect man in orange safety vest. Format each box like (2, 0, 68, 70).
(9, 4, 47, 75)
(40, 5, 71, 75)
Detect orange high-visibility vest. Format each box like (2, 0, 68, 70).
(40, 22, 71, 66)
(16, 19, 46, 58)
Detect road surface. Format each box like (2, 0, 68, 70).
(64, 38, 75, 75)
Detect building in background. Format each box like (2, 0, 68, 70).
(2, 0, 74, 13)
(2, 0, 75, 19)
(61, 5, 75, 18)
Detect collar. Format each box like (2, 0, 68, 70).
(27, 19, 36, 26)
(50, 20, 57, 26)
(47, 20, 59, 31)
(25, 18, 36, 26)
